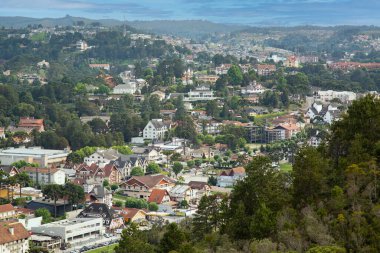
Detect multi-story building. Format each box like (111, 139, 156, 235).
(84, 149, 120, 168)
(143, 119, 169, 141)
(314, 90, 357, 103)
(0, 147, 69, 167)
(0, 204, 16, 220)
(19, 167, 66, 185)
(76, 40, 88, 51)
(31, 218, 104, 245)
(0, 221, 30, 253)
(254, 64, 276, 76)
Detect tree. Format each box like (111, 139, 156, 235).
(115, 223, 154, 253)
(174, 96, 186, 121)
(42, 184, 64, 217)
(186, 160, 195, 168)
(103, 179, 109, 187)
(206, 100, 219, 118)
(160, 223, 187, 253)
(293, 147, 329, 206)
(227, 65, 243, 85)
(306, 246, 346, 253)
(35, 208, 52, 224)
(131, 167, 144, 176)
(172, 162, 183, 178)
(64, 183, 85, 210)
(146, 163, 161, 174)
(148, 202, 159, 211)
(125, 197, 148, 209)
(14, 172, 31, 198)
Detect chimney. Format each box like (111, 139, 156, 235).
(9, 227, 14, 235)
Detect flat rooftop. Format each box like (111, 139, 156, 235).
(0, 147, 69, 156)
(39, 218, 102, 228)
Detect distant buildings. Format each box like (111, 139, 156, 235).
(76, 40, 89, 51)
(283, 56, 300, 68)
(328, 62, 380, 71)
(0, 147, 69, 167)
(89, 64, 110, 71)
(10, 117, 45, 133)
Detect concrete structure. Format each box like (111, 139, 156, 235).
(31, 218, 105, 245)
(0, 221, 30, 253)
(19, 167, 66, 185)
(76, 40, 89, 51)
(143, 119, 169, 141)
(0, 147, 69, 167)
(84, 149, 120, 167)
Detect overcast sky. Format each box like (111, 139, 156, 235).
(1, 0, 380, 26)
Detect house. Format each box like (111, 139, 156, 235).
(284, 56, 299, 68)
(274, 123, 301, 139)
(18, 117, 45, 132)
(148, 189, 171, 204)
(188, 181, 211, 202)
(196, 74, 218, 84)
(314, 90, 356, 103)
(151, 90, 166, 101)
(130, 147, 161, 161)
(76, 40, 89, 51)
(120, 208, 147, 223)
(121, 174, 175, 200)
(85, 185, 113, 208)
(0, 221, 30, 253)
(37, 60, 50, 69)
(143, 119, 169, 141)
(215, 64, 232, 75)
(113, 155, 148, 179)
(0, 147, 69, 167)
(169, 185, 196, 203)
(84, 149, 120, 168)
(31, 218, 105, 245)
(77, 203, 123, 229)
(190, 147, 216, 159)
(0, 204, 16, 220)
(254, 64, 276, 76)
(305, 102, 341, 124)
(19, 167, 66, 185)
(0, 166, 19, 177)
(75, 163, 121, 185)
(217, 167, 246, 187)
(196, 120, 222, 135)
(241, 82, 267, 95)
(187, 85, 216, 101)
(112, 83, 137, 95)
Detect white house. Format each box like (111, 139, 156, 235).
(84, 149, 120, 168)
(217, 167, 246, 188)
(143, 119, 169, 141)
(187, 85, 216, 101)
(241, 82, 267, 95)
(315, 90, 357, 103)
(169, 185, 196, 203)
(19, 167, 66, 185)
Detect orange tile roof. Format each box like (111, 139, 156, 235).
(121, 208, 147, 219)
(20, 167, 59, 174)
(148, 189, 168, 204)
(0, 204, 15, 213)
(0, 221, 30, 244)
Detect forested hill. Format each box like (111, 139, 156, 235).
(127, 20, 248, 38)
(0, 16, 247, 38)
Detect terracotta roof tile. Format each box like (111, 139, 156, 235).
(0, 204, 15, 213)
(0, 221, 30, 244)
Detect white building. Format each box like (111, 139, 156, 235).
(84, 149, 120, 167)
(0, 221, 30, 253)
(0, 147, 69, 167)
(315, 90, 357, 103)
(31, 218, 104, 245)
(241, 82, 267, 95)
(143, 119, 169, 141)
(76, 40, 89, 51)
(217, 167, 246, 188)
(187, 85, 216, 101)
(19, 167, 66, 185)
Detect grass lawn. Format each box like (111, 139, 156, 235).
(86, 244, 117, 253)
(254, 111, 287, 120)
(280, 163, 293, 172)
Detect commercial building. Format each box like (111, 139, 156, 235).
(0, 221, 30, 253)
(0, 147, 70, 167)
(31, 218, 105, 245)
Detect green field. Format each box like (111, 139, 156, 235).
(279, 163, 293, 172)
(86, 244, 117, 253)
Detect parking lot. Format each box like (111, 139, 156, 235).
(65, 233, 120, 253)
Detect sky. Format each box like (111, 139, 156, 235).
(1, 0, 380, 26)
